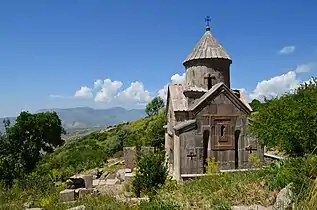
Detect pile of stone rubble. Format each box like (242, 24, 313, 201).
(59, 166, 133, 202)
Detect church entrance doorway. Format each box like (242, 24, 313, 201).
(234, 130, 241, 169)
(202, 130, 210, 173)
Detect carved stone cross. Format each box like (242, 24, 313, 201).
(187, 152, 197, 160)
(204, 74, 216, 90)
(245, 145, 257, 154)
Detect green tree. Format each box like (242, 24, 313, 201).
(0, 111, 65, 185)
(249, 99, 262, 112)
(132, 151, 168, 198)
(250, 78, 317, 156)
(145, 108, 167, 149)
(145, 96, 164, 117)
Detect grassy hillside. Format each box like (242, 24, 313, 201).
(35, 114, 157, 180)
(1, 110, 317, 209)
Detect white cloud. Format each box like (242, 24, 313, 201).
(49, 94, 67, 99)
(278, 46, 296, 55)
(237, 61, 316, 102)
(294, 62, 315, 73)
(74, 86, 93, 98)
(115, 81, 152, 105)
(158, 73, 186, 101)
(94, 79, 123, 103)
(171, 73, 186, 84)
(51, 60, 316, 108)
(158, 84, 168, 100)
(249, 71, 299, 100)
(93, 79, 103, 89)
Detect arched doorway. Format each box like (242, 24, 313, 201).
(203, 130, 210, 173)
(234, 130, 241, 169)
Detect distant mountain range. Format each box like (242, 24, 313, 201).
(0, 107, 146, 133)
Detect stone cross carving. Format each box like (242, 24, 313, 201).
(245, 145, 257, 154)
(187, 152, 197, 160)
(204, 74, 216, 90)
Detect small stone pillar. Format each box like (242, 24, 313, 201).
(82, 175, 93, 189)
(124, 147, 137, 170)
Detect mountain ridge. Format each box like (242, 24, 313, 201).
(0, 107, 146, 133)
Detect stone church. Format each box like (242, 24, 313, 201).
(164, 21, 264, 180)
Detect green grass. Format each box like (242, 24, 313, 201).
(2, 155, 317, 209)
(156, 172, 271, 209)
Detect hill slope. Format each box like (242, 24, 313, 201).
(0, 107, 146, 133)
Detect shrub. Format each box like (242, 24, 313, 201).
(260, 155, 317, 198)
(132, 151, 168, 197)
(250, 78, 317, 156)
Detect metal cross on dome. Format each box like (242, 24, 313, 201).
(205, 16, 211, 26)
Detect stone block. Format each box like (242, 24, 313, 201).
(124, 173, 134, 183)
(93, 179, 107, 187)
(78, 188, 93, 198)
(124, 147, 137, 170)
(99, 171, 109, 180)
(60, 189, 75, 202)
(82, 175, 93, 189)
(107, 173, 116, 179)
(116, 169, 126, 182)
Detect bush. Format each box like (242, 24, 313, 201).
(132, 151, 168, 197)
(259, 155, 317, 198)
(250, 78, 317, 156)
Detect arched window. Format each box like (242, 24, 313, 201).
(220, 125, 226, 136)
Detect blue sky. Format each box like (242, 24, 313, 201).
(0, 0, 316, 117)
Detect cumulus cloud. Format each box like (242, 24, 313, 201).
(158, 73, 186, 101)
(93, 79, 103, 89)
(229, 62, 316, 102)
(115, 81, 152, 105)
(51, 60, 316, 107)
(74, 86, 93, 98)
(248, 71, 299, 100)
(294, 62, 315, 73)
(278, 46, 296, 55)
(94, 79, 123, 102)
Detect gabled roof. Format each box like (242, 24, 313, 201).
(183, 28, 231, 64)
(174, 119, 196, 131)
(167, 84, 188, 111)
(189, 82, 252, 114)
(174, 119, 197, 134)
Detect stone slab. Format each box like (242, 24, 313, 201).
(93, 179, 107, 187)
(60, 189, 75, 202)
(26, 208, 43, 210)
(106, 178, 120, 185)
(99, 171, 109, 180)
(67, 205, 86, 210)
(124, 173, 134, 183)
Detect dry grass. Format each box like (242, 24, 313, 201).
(297, 178, 317, 209)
